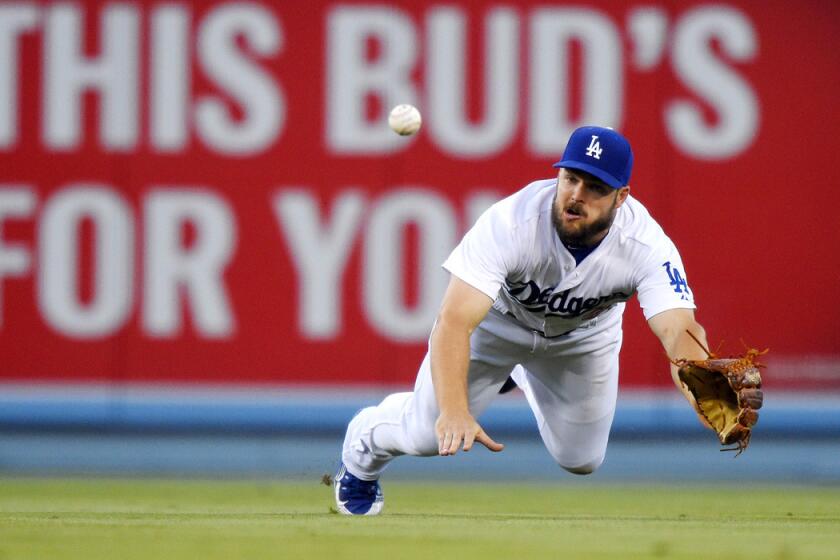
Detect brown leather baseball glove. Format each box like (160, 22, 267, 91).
(671, 331, 765, 456)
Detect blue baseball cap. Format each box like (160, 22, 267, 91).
(552, 126, 633, 188)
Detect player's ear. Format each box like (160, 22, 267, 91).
(614, 186, 630, 207)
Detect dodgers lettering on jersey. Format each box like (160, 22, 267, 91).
(443, 179, 695, 337)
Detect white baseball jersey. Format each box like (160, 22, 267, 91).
(443, 179, 695, 337)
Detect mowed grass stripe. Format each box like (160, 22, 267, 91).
(1, 478, 839, 560)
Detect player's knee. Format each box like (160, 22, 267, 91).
(561, 463, 597, 475)
(405, 429, 439, 457)
(558, 456, 603, 475)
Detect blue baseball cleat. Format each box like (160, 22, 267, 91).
(334, 463, 384, 516)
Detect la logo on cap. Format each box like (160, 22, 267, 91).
(585, 135, 603, 159)
(551, 125, 633, 188)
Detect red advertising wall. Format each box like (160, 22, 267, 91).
(1, 0, 838, 389)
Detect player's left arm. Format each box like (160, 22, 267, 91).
(647, 308, 710, 402)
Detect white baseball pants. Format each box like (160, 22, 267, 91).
(341, 307, 622, 480)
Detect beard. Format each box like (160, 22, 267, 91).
(553, 195, 619, 248)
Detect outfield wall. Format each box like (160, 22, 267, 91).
(1, 385, 838, 482)
(1, 0, 839, 393)
(2, 383, 838, 439)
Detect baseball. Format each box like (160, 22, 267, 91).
(388, 104, 422, 136)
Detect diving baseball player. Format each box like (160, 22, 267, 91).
(334, 125, 713, 515)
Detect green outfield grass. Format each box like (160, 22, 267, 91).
(1, 478, 839, 560)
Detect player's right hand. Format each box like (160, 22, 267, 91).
(435, 410, 504, 456)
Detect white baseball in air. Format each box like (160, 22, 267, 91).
(388, 104, 422, 136)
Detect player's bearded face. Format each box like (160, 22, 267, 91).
(553, 169, 624, 248)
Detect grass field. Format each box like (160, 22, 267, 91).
(1, 478, 839, 560)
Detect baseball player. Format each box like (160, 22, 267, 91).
(334, 125, 712, 515)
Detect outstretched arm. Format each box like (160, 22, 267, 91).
(430, 275, 504, 456)
(647, 308, 710, 404)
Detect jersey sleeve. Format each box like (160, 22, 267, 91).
(442, 204, 519, 301)
(636, 239, 697, 320)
